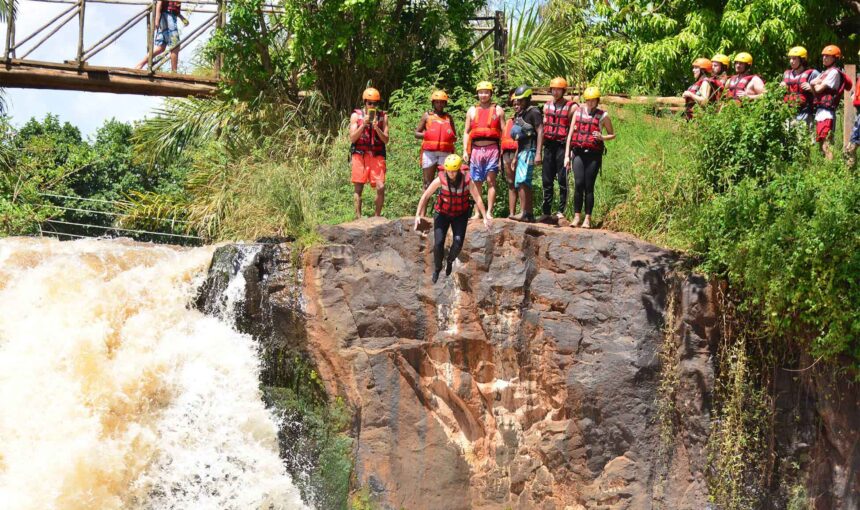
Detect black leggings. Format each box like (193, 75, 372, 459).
(433, 212, 469, 271)
(542, 141, 569, 215)
(572, 150, 602, 215)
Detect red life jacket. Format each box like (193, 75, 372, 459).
(422, 112, 456, 152)
(434, 170, 472, 216)
(570, 108, 605, 151)
(684, 77, 714, 117)
(711, 75, 726, 101)
(813, 68, 854, 112)
(782, 68, 816, 112)
(164, 1, 181, 13)
(470, 105, 501, 140)
(543, 100, 575, 142)
(501, 119, 518, 151)
(725, 74, 761, 101)
(351, 108, 387, 156)
(853, 76, 860, 107)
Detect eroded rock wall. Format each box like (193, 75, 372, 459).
(299, 218, 718, 509)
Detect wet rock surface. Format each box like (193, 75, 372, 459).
(299, 218, 717, 509)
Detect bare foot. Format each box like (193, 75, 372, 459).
(581, 217, 591, 229)
(571, 214, 581, 227)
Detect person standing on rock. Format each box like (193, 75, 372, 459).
(509, 85, 543, 222)
(500, 107, 520, 217)
(463, 81, 505, 217)
(416, 90, 457, 189)
(414, 154, 491, 283)
(564, 87, 616, 229)
(541, 77, 576, 221)
(349, 87, 390, 218)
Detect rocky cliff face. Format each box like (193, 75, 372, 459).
(204, 218, 859, 509)
(298, 218, 717, 510)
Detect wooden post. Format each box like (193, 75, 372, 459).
(494, 10, 507, 86)
(214, 0, 225, 77)
(76, 0, 86, 66)
(844, 64, 856, 149)
(4, 6, 15, 62)
(146, 1, 154, 72)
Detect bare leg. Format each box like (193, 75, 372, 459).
(822, 140, 834, 161)
(472, 182, 484, 218)
(136, 45, 166, 69)
(353, 183, 364, 219)
(374, 186, 385, 216)
(422, 166, 436, 189)
(486, 172, 497, 217)
(581, 214, 592, 229)
(845, 143, 857, 167)
(170, 48, 179, 72)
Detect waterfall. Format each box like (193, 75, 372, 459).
(0, 237, 310, 510)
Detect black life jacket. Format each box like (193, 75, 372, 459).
(434, 170, 472, 217)
(543, 100, 575, 142)
(513, 106, 540, 149)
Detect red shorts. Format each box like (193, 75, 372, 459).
(351, 153, 386, 187)
(816, 119, 835, 142)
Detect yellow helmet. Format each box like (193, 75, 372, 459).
(734, 52, 753, 65)
(787, 46, 808, 59)
(582, 86, 601, 100)
(431, 90, 449, 102)
(443, 154, 463, 172)
(476, 81, 494, 92)
(550, 77, 568, 89)
(712, 54, 730, 67)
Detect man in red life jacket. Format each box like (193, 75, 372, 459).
(500, 113, 520, 217)
(811, 45, 853, 159)
(724, 52, 765, 103)
(540, 77, 577, 221)
(780, 46, 819, 129)
(349, 87, 390, 218)
(135, 1, 182, 72)
(711, 54, 730, 97)
(414, 154, 491, 283)
(463, 81, 506, 218)
(682, 58, 714, 119)
(846, 50, 860, 166)
(415, 90, 457, 189)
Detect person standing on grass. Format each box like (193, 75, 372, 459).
(416, 90, 457, 189)
(541, 77, 576, 221)
(724, 52, 765, 103)
(509, 85, 543, 222)
(349, 87, 389, 218)
(781, 46, 819, 131)
(811, 45, 853, 160)
(682, 58, 715, 120)
(564, 87, 615, 229)
(463, 81, 505, 218)
(414, 154, 491, 284)
(135, 1, 182, 72)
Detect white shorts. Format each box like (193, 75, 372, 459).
(421, 150, 451, 169)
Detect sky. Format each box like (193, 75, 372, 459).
(2, 1, 210, 138)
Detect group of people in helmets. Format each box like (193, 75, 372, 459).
(348, 79, 616, 283)
(683, 45, 858, 160)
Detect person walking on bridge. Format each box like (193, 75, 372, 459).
(463, 81, 505, 218)
(724, 52, 765, 103)
(811, 45, 853, 160)
(414, 154, 491, 283)
(781, 46, 819, 130)
(135, 1, 182, 72)
(349, 87, 390, 218)
(541, 77, 577, 221)
(416, 91, 457, 190)
(564, 87, 616, 229)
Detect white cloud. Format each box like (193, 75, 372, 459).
(2, 0, 212, 138)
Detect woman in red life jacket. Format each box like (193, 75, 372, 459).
(500, 116, 520, 217)
(415, 90, 457, 189)
(781, 46, 819, 129)
(724, 52, 765, 103)
(414, 154, 491, 283)
(349, 87, 390, 218)
(812, 45, 853, 159)
(541, 77, 577, 221)
(563, 87, 616, 229)
(463, 81, 505, 218)
(682, 58, 714, 120)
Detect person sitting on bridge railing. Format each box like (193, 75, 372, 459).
(682, 58, 715, 120)
(135, 1, 182, 72)
(724, 52, 765, 103)
(711, 54, 730, 97)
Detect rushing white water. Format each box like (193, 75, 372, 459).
(0, 237, 309, 510)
